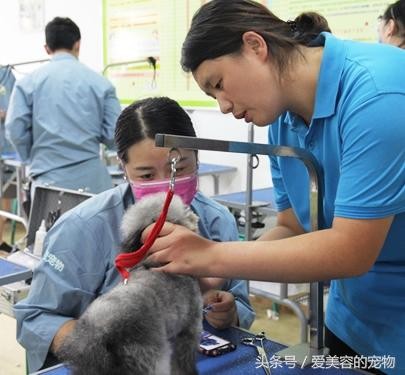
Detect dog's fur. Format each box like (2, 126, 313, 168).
(57, 193, 203, 375)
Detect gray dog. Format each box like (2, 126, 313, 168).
(57, 193, 203, 375)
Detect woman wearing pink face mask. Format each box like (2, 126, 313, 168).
(14, 96, 255, 373)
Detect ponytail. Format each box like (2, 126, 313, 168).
(291, 12, 331, 45)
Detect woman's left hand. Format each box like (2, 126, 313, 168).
(203, 290, 238, 329)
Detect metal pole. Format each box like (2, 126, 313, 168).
(102, 57, 155, 75)
(155, 134, 327, 363)
(7, 59, 49, 67)
(244, 124, 254, 241)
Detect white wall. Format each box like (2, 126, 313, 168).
(0, 0, 272, 197)
(0, 0, 102, 72)
(190, 109, 272, 197)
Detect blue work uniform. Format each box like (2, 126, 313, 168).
(5, 52, 121, 193)
(0, 65, 16, 155)
(269, 33, 405, 374)
(14, 185, 255, 373)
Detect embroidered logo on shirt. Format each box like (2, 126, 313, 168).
(43, 252, 64, 272)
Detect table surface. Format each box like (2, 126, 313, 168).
(198, 163, 237, 176)
(0, 152, 23, 167)
(213, 187, 276, 215)
(32, 322, 359, 374)
(0, 257, 32, 286)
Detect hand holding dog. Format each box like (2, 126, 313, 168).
(145, 222, 222, 277)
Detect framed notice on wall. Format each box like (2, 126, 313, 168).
(268, 0, 389, 42)
(102, 0, 217, 107)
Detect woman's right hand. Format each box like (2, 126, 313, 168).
(145, 222, 222, 277)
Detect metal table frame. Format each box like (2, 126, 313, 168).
(155, 133, 328, 364)
(196, 163, 237, 195)
(0, 157, 28, 229)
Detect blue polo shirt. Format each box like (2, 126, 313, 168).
(269, 33, 405, 373)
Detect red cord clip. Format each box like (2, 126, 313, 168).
(115, 189, 174, 281)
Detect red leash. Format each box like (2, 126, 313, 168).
(115, 189, 174, 281)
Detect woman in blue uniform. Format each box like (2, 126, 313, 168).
(377, 0, 405, 48)
(146, 1, 405, 374)
(14, 96, 255, 373)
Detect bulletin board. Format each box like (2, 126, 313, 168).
(268, 0, 389, 42)
(102, 0, 215, 107)
(102, 0, 389, 107)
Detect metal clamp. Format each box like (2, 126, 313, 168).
(168, 148, 181, 192)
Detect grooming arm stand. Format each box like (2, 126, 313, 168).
(155, 134, 328, 364)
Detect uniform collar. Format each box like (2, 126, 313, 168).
(51, 51, 78, 62)
(122, 183, 135, 210)
(283, 33, 347, 131)
(311, 32, 347, 119)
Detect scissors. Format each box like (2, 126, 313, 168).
(202, 304, 214, 315)
(241, 332, 271, 375)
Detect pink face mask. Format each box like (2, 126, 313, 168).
(130, 173, 198, 205)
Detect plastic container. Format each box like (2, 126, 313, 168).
(33, 220, 47, 257)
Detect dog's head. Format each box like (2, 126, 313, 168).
(120, 192, 199, 253)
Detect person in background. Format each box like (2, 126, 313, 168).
(14, 96, 255, 373)
(145, 1, 404, 374)
(377, 0, 405, 48)
(0, 65, 17, 252)
(5, 17, 121, 195)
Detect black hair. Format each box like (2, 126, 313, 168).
(45, 17, 81, 52)
(181, 0, 329, 74)
(293, 12, 331, 45)
(381, 0, 405, 47)
(115, 97, 196, 163)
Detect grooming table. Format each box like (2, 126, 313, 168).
(0, 257, 32, 286)
(0, 186, 92, 317)
(198, 163, 237, 195)
(32, 323, 359, 374)
(213, 187, 276, 216)
(0, 152, 28, 228)
(107, 165, 125, 186)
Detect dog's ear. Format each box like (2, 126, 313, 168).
(166, 200, 199, 233)
(120, 229, 142, 253)
(120, 193, 166, 245)
(119, 193, 199, 254)
(178, 207, 199, 233)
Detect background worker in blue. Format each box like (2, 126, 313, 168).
(5, 17, 121, 194)
(14, 96, 255, 373)
(0, 65, 17, 252)
(377, 0, 405, 48)
(144, 1, 405, 374)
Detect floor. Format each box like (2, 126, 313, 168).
(0, 223, 307, 375)
(0, 314, 26, 375)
